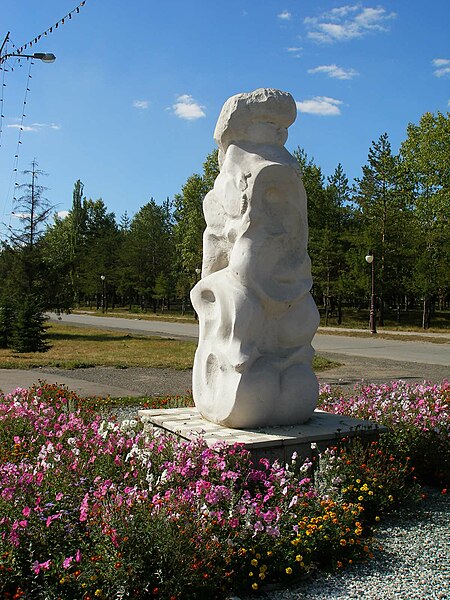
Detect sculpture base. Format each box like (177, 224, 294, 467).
(138, 407, 385, 464)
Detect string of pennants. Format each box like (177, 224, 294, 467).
(15, 1, 87, 55)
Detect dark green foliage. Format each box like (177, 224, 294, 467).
(11, 295, 49, 353)
(0, 114, 448, 327)
(0, 302, 15, 348)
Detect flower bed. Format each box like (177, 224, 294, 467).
(318, 380, 450, 487)
(1, 381, 445, 599)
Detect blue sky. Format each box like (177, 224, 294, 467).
(0, 1, 449, 235)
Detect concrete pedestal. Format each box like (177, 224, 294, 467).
(138, 407, 384, 464)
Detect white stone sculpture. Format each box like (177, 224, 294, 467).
(190, 88, 319, 429)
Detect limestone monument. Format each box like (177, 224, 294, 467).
(190, 88, 319, 429)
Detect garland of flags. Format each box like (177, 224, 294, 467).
(15, 1, 87, 55)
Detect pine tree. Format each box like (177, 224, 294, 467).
(11, 295, 49, 352)
(4, 160, 54, 352)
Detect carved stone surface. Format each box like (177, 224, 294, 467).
(190, 88, 319, 428)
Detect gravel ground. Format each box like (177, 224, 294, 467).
(38, 352, 449, 399)
(233, 489, 450, 600)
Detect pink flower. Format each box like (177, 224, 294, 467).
(45, 513, 61, 528)
(32, 559, 51, 575)
(75, 549, 82, 563)
(62, 556, 73, 569)
(22, 506, 31, 517)
(79, 493, 89, 522)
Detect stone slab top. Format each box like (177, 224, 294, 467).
(138, 407, 384, 450)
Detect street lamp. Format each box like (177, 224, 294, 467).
(0, 33, 56, 65)
(0, 51, 56, 65)
(365, 252, 377, 334)
(100, 275, 106, 314)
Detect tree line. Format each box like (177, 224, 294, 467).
(0, 110, 448, 350)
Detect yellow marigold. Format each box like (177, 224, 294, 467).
(340, 539, 347, 546)
(295, 555, 303, 562)
(259, 572, 266, 580)
(375, 516, 381, 522)
(286, 567, 293, 575)
(252, 583, 258, 590)
(251, 559, 258, 567)
(358, 495, 364, 501)
(267, 550, 273, 556)
(95, 592, 103, 598)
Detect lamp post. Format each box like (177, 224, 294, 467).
(100, 275, 106, 314)
(365, 252, 377, 334)
(1, 32, 56, 66)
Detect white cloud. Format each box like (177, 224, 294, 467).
(172, 94, 206, 120)
(308, 64, 359, 80)
(11, 211, 31, 219)
(304, 5, 396, 43)
(296, 96, 343, 116)
(278, 10, 291, 20)
(287, 46, 302, 58)
(7, 122, 60, 132)
(133, 100, 150, 109)
(34, 122, 61, 130)
(8, 124, 37, 132)
(432, 58, 450, 78)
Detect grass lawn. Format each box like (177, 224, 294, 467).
(0, 321, 340, 372)
(0, 322, 195, 370)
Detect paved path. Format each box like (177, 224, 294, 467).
(0, 314, 447, 398)
(47, 312, 450, 366)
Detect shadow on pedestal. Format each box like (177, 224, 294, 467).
(138, 407, 386, 465)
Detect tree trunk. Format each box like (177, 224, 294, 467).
(377, 296, 384, 327)
(422, 297, 431, 329)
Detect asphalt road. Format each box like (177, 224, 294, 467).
(0, 314, 447, 398)
(48, 312, 450, 367)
